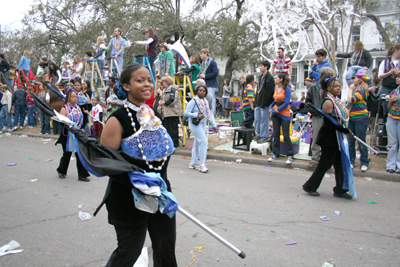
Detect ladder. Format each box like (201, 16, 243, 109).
(134, 55, 156, 86)
(83, 59, 106, 99)
(109, 58, 121, 78)
(174, 73, 195, 147)
(13, 69, 31, 90)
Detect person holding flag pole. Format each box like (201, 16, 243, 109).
(302, 73, 356, 199)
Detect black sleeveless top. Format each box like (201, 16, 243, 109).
(316, 99, 350, 148)
(104, 106, 172, 227)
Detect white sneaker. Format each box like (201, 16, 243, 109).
(19, 126, 23, 129)
(11, 126, 18, 131)
(199, 164, 208, 173)
(189, 163, 199, 170)
(361, 165, 368, 172)
(268, 155, 276, 162)
(286, 156, 293, 165)
(28, 126, 33, 129)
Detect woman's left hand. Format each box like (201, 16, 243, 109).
(81, 129, 85, 133)
(213, 127, 218, 133)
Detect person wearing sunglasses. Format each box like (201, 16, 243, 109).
(134, 27, 158, 77)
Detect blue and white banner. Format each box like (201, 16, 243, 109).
(170, 40, 191, 68)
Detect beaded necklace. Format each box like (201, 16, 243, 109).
(276, 55, 285, 73)
(124, 101, 169, 170)
(65, 102, 83, 128)
(194, 96, 213, 124)
(200, 57, 212, 74)
(327, 92, 349, 127)
(386, 57, 398, 79)
(393, 86, 400, 110)
(351, 50, 363, 66)
(370, 80, 382, 101)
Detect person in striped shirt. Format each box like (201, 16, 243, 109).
(271, 47, 292, 81)
(348, 71, 370, 171)
(240, 74, 255, 129)
(386, 74, 400, 173)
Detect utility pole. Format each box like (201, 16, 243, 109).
(175, 0, 181, 71)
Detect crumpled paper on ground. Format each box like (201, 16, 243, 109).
(0, 240, 23, 257)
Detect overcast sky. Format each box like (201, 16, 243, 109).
(0, 0, 199, 31)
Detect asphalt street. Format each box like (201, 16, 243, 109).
(0, 135, 399, 267)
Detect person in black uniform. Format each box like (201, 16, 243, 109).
(100, 64, 177, 267)
(302, 76, 353, 199)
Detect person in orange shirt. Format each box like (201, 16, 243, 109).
(268, 73, 293, 164)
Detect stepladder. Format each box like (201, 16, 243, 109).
(13, 69, 31, 90)
(134, 55, 155, 86)
(83, 59, 106, 99)
(174, 74, 195, 147)
(109, 57, 121, 78)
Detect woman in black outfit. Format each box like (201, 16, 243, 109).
(100, 64, 177, 267)
(302, 75, 354, 199)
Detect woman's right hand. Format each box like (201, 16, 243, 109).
(390, 95, 398, 102)
(197, 114, 204, 120)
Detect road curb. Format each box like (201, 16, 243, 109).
(10, 131, 398, 183)
(174, 150, 400, 183)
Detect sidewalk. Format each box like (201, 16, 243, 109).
(7, 125, 399, 183)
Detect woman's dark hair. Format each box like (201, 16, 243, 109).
(49, 62, 60, 77)
(224, 79, 229, 85)
(246, 74, 254, 85)
(320, 76, 338, 99)
(120, 63, 146, 86)
(277, 73, 289, 89)
(74, 79, 82, 85)
(83, 80, 91, 90)
(195, 85, 208, 97)
(64, 89, 76, 104)
(85, 51, 93, 57)
(109, 77, 116, 83)
(191, 55, 200, 65)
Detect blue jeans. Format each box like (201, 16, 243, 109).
(386, 117, 400, 171)
(28, 105, 37, 127)
(13, 105, 26, 127)
(206, 87, 217, 117)
(84, 123, 90, 137)
(241, 108, 255, 129)
(39, 110, 51, 134)
(254, 106, 270, 138)
(3, 71, 9, 84)
(189, 121, 208, 166)
(8, 79, 14, 88)
(147, 56, 156, 77)
(0, 105, 12, 129)
(348, 117, 370, 167)
(97, 59, 105, 86)
(112, 56, 124, 77)
(222, 97, 230, 117)
(345, 66, 367, 85)
(271, 115, 292, 156)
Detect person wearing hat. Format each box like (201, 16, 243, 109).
(348, 71, 370, 172)
(305, 77, 313, 90)
(157, 42, 175, 77)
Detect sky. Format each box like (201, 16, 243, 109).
(0, 0, 34, 30)
(0, 0, 198, 31)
